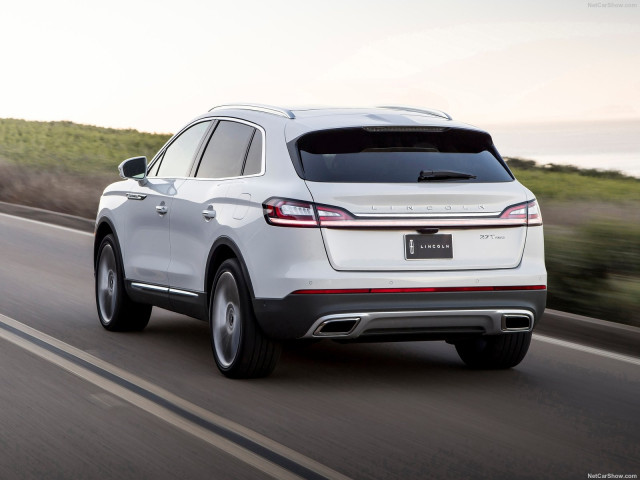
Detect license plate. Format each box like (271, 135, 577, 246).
(404, 234, 453, 259)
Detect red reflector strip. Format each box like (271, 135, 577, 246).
(292, 285, 546, 294)
(291, 288, 371, 295)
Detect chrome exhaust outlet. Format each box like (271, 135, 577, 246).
(313, 318, 360, 337)
(501, 313, 533, 332)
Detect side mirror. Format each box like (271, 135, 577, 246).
(118, 156, 148, 185)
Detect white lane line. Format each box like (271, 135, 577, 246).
(533, 334, 640, 366)
(0, 313, 351, 480)
(0, 212, 94, 237)
(3, 215, 635, 366)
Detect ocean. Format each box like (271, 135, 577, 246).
(486, 120, 640, 178)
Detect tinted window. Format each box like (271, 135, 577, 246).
(156, 121, 211, 177)
(297, 128, 513, 183)
(196, 121, 255, 178)
(242, 130, 263, 175)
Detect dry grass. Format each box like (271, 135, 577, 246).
(1, 163, 638, 325)
(2, 163, 636, 227)
(539, 199, 640, 227)
(0, 164, 118, 219)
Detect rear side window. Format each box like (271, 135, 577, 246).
(242, 130, 263, 176)
(156, 121, 211, 177)
(297, 128, 513, 183)
(196, 121, 255, 178)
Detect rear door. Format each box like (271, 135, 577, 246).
(168, 119, 263, 293)
(297, 127, 530, 271)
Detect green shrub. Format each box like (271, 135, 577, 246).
(505, 157, 640, 203)
(546, 221, 640, 325)
(505, 156, 632, 179)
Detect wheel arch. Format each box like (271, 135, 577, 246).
(94, 217, 123, 274)
(205, 237, 255, 304)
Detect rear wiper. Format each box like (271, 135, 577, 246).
(418, 170, 477, 181)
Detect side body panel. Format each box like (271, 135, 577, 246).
(120, 179, 182, 286)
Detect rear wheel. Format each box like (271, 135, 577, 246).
(209, 259, 281, 378)
(95, 234, 151, 331)
(455, 332, 532, 369)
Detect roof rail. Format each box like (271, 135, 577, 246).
(209, 103, 295, 119)
(377, 105, 452, 121)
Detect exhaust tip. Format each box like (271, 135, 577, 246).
(314, 318, 360, 337)
(501, 314, 533, 332)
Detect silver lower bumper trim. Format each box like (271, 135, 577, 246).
(303, 309, 534, 339)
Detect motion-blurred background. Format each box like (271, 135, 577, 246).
(0, 0, 638, 325)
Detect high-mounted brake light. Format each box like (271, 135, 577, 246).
(500, 199, 542, 226)
(263, 198, 355, 227)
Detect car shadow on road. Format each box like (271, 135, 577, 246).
(136, 309, 532, 388)
(273, 338, 531, 388)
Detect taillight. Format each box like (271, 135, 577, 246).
(316, 205, 354, 224)
(526, 200, 542, 225)
(264, 198, 355, 227)
(500, 199, 542, 226)
(263, 198, 318, 227)
(265, 197, 543, 228)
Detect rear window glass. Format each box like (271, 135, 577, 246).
(196, 121, 255, 179)
(297, 128, 513, 183)
(242, 130, 263, 176)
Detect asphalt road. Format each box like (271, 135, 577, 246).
(0, 212, 639, 480)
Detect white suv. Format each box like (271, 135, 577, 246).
(94, 104, 546, 378)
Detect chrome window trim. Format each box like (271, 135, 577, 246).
(148, 116, 267, 181)
(194, 117, 267, 180)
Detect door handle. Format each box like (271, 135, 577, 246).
(156, 205, 168, 215)
(126, 192, 147, 201)
(202, 205, 216, 221)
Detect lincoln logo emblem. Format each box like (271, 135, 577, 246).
(409, 239, 415, 255)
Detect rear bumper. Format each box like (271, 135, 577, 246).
(252, 289, 546, 340)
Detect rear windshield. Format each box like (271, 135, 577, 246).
(297, 128, 513, 183)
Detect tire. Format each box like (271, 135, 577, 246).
(95, 234, 152, 332)
(455, 332, 532, 369)
(209, 259, 281, 379)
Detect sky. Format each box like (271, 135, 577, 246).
(1, 0, 639, 133)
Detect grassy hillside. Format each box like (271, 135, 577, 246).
(0, 118, 170, 173)
(0, 118, 638, 325)
(506, 157, 640, 202)
(506, 158, 640, 325)
(0, 118, 171, 218)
